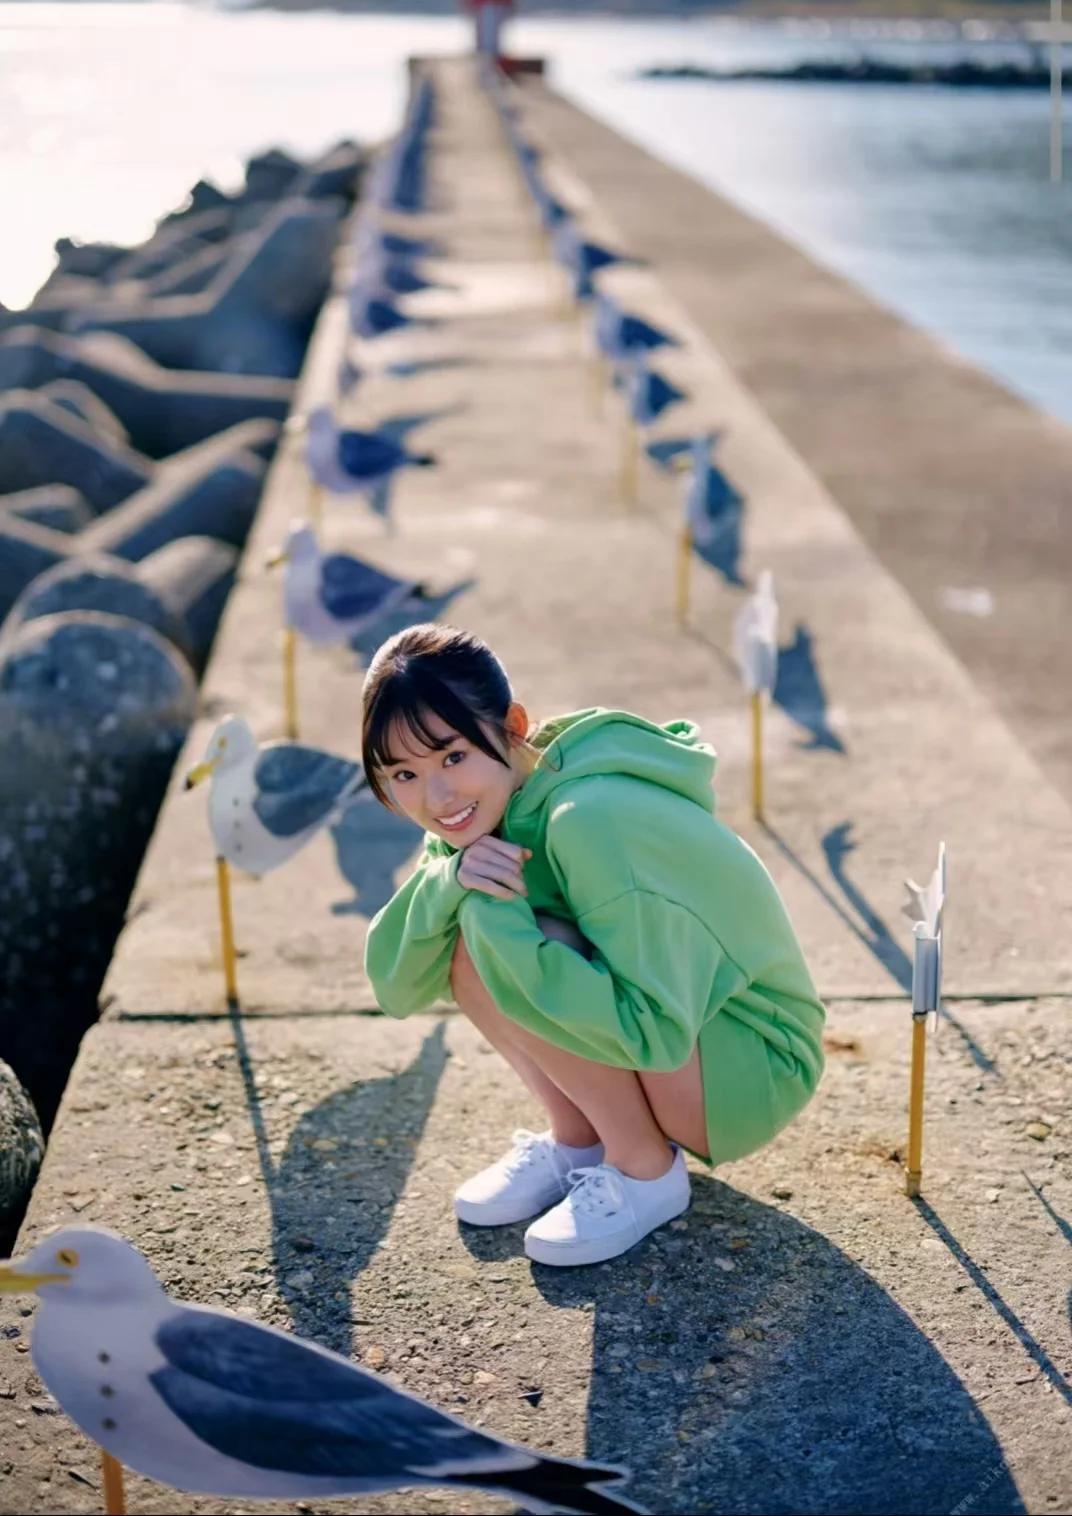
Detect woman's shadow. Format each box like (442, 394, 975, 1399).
(265, 1023, 449, 1355)
(461, 1174, 1030, 1515)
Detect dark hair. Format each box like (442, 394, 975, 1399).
(362, 624, 537, 807)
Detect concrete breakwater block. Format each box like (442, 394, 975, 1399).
(0, 390, 151, 511)
(77, 418, 275, 560)
(38, 379, 129, 448)
(67, 198, 345, 378)
(0, 1056, 43, 1241)
(102, 209, 235, 288)
(138, 535, 239, 673)
(0, 327, 293, 459)
(0, 485, 92, 534)
(0, 612, 196, 1124)
(0, 515, 72, 621)
(0, 554, 193, 665)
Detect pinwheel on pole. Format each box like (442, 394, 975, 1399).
(902, 843, 947, 1199)
(183, 716, 366, 1009)
(732, 570, 779, 822)
(0, 1226, 645, 1516)
(265, 522, 428, 740)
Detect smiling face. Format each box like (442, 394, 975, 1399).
(381, 706, 532, 845)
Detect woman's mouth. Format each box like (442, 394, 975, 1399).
(436, 802, 477, 832)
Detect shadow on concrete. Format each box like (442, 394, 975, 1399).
(1019, 1172, 1072, 1346)
(774, 625, 846, 754)
(762, 820, 997, 1075)
(375, 404, 463, 447)
(385, 356, 472, 380)
(348, 578, 477, 668)
(328, 788, 424, 918)
(462, 1175, 1024, 1514)
(916, 1194, 1072, 1410)
(229, 1004, 448, 1356)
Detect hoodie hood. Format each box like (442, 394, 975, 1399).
(504, 708, 717, 831)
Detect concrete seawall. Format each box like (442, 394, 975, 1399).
(0, 56, 1068, 1516)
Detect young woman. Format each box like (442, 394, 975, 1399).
(363, 624, 825, 1268)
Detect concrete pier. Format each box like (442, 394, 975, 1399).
(0, 58, 1069, 1516)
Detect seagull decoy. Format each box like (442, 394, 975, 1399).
(304, 406, 435, 529)
(732, 570, 779, 822)
(0, 1226, 644, 1515)
(265, 521, 427, 736)
(552, 220, 624, 305)
(593, 293, 677, 372)
(674, 434, 719, 622)
(184, 715, 365, 1005)
(269, 522, 426, 647)
(623, 363, 687, 430)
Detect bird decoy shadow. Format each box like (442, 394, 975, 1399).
(773, 624, 846, 753)
(385, 356, 472, 380)
(516, 1177, 1026, 1515)
(328, 789, 424, 918)
(269, 1022, 449, 1356)
(374, 405, 465, 447)
(761, 820, 996, 1074)
(1020, 1173, 1072, 1340)
(348, 578, 477, 668)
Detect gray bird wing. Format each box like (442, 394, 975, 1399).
(150, 1309, 530, 1484)
(252, 745, 364, 838)
(319, 554, 416, 623)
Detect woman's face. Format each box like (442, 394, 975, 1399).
(381, 707, 527, 846)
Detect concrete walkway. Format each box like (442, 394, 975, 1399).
(0, 58, 1069, 1516)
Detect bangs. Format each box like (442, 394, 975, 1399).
(362, 660, 510, 805)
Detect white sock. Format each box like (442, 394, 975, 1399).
(555, 1138, 604, 1165)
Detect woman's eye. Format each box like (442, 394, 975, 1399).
(445, 751, 464, 767)
(391, 771, 413, 784)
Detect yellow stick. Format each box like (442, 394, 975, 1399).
(308, 479, 322, 529)
(751, 691, 764, 822)
(675, 524, 692, 624)
(282, 627, 299, 741)
(905, 1014, 927, 1197)
(216, 855, 239, 1011)
(621, 422, 638, 506)
(101, 1450, 126, 1515)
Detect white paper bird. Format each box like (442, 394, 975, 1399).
(269, 522, 426, 646)
(732, 570, 779, 697)
(903, 842, 947, 1019)
(0, 1227, 643, 1514)
(183, 715, 366, 876)
(902, 842, 947, 935)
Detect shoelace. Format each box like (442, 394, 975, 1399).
(501, 1129, 550, 1176)
(565, 1164, 627, 1216)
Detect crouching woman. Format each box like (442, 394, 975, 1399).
(363, 624, 825, 1267)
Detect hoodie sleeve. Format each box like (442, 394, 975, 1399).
(458, 796, 748, 1071)
(364, 841, 468, 1018)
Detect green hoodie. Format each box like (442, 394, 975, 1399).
(364, 709, 825, 1165)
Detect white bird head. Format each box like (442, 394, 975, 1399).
(306, 406, 336, 438)
(0, 1225, 163, 1307)
(282, 522, 320, 566)
(183, 715, 258, 790)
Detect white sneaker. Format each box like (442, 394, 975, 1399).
(454, 1130, 605, 1227)
(523, 1147, 691, 1267)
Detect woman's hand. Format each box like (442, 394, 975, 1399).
(457, 837, 532, 901)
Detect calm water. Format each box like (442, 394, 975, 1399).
(1, 5, 1069, 422)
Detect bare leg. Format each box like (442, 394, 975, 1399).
(640, 1048, 710, 1160)
(451, 932, 673, 1180)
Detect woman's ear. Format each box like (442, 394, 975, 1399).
(504, 701, 529, 745)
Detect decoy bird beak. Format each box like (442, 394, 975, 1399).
(264, 549, 286, 569)
(0, 1262, 66, 1292)
(672, 456, 691, 474)
(183, 758, 218, 790)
